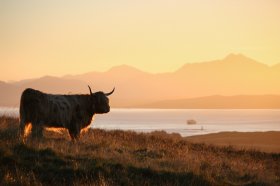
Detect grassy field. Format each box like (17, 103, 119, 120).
(0, 116, 279, 186)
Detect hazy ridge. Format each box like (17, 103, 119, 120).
(1, 54, 280, 108)
(137, 95, 280, 109)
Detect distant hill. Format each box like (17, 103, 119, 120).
(137, 95, 280, 109)
(15, 76, 88, 94)
(1, 54, 280, 108)
(0, 81, 21, 106)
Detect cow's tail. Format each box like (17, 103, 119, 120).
(19, 92, 27, 140)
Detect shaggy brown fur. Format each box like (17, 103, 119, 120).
(19, 86, 114, 141)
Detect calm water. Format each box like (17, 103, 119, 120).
(1, 108, 280, 137)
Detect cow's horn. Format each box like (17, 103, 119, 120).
(105, 87, 115, 96)
(88, 85, 93, 95)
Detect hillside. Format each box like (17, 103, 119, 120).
(186, 131, 280, 153)
(1, 116, 279, 185)
(138, 95, 280, 109)
(1, 54, 280, 107)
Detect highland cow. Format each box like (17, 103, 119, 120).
(19, 86, 114, 141)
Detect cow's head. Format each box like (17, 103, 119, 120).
(88, 86, 115, 114)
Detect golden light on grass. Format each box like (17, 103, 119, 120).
(23, 123, 32, 138)
(45, 127, 65, 134)
(1, 116, 280, 185)
(44, 125, 91, 135)
(81, 125, 91, 134)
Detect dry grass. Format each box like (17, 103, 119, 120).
(0, 116, 279, 185)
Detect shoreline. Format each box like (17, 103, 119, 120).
(185, 131, 280, 153)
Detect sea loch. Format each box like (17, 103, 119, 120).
(2, 108, 280, 137)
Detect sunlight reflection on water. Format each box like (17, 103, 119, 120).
(1, 107, 280, 137)
(93, 109, 280, 137)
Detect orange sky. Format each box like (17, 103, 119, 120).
(1, 0, 280, 81)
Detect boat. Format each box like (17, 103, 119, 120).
(187, 119, 197, 125)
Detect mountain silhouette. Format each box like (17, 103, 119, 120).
(1, 54, 280, 108)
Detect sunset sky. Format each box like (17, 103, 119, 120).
(1, 0, 280, 81)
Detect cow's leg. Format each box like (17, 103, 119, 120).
(31, 124, 43, 139)
(74, 131, 80, 141)
(68, 130, 75, 141)
(69, 130, 80, 142)
(68, 127, 80, 142)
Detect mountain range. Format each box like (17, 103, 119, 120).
(1, 54, 280, 108)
